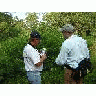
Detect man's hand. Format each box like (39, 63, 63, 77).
(35, 54, 47, 67)
(41, 54, 47, 61)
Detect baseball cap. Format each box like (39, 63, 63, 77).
(30, 31, 41, 39)
(59, 24, 74, 32)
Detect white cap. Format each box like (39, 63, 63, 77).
(59, 24, 74, 32)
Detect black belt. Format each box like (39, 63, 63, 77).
(64, 58, 92, 71)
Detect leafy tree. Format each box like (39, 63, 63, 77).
(0, 12, 13, 24)
(0, 12, 26, 41)
(25, 12, 39, 31)
(0, 12, 13, 32)
(43, 12, 96, 36)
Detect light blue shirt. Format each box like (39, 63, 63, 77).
(55, 35, 90, 68)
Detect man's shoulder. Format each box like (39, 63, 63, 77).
(75, 36, 86, 43)
(70, 35, 85, 42)
(24, 44, 33, 51)
(62, 39, 71, 48)
(62, 35, 79, 47)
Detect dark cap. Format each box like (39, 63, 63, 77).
(30, 31, 41, 39)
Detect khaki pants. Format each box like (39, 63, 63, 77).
(64, 68, 83, 84)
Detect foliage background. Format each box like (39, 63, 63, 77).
(0, 12, 96, 84)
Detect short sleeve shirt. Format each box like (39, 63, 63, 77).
(23, 44, 43, 71)
(55, 35, 90, 68)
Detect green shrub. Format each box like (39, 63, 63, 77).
(37, 26, 65, 83)
(0, 28, 29, 83)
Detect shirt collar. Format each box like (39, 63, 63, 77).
(68, 35, 77, 40)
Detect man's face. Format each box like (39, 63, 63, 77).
(34, 38, 40, 47)
(62, 31, 72, 39)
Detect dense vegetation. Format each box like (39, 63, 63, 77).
(0, 12, 96, 84)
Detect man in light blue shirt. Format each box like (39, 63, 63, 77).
(55, 24, 90, 84)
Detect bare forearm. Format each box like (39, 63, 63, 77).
(35, 54, 47, 67)
(35, 58, 43, 67)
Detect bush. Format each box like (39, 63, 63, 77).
(0, 28, 29, 84)
(0, 25, 22, 41)
(37, 26, 65, 83)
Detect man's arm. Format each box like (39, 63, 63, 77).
(25, 47, 47, 67)
(55, 43, 68, 65)
(35, 54, 47, 67)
